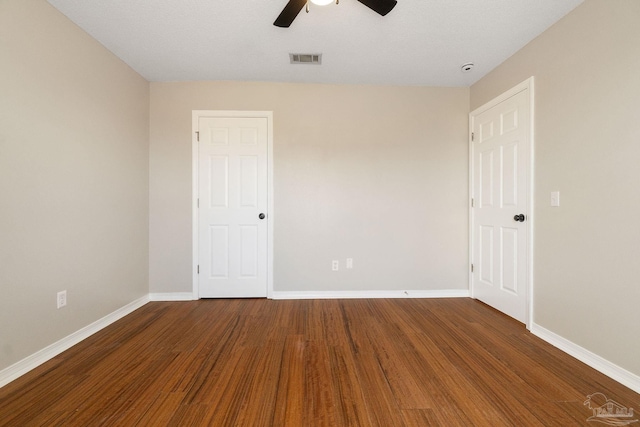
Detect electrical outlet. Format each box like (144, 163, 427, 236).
(332, 260, 339, 271)
(57, 290, 67, 309)
(346, 258, 353, 269)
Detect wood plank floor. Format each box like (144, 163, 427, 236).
(0, 298, 638, 426)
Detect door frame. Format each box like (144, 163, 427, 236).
(192, 110, 274, 299)
(469, 77, 534, 328)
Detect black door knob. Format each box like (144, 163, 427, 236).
(258, 213, 266, 220)
(514, 214, 525, 222)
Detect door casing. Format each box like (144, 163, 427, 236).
(192, 110, 274, 299)
(469, 77, 534, 328)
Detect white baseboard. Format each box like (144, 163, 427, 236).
(271, 289, 470, 300)
(0, 295, 150, 389)
(149, 292, 196, 301)
(531, 323, 640, 394)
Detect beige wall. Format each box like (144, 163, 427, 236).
(0, 0, 149, 371)
(471, 0, 640, 376)
(150, 82, 469, 294)
(1, 0, 637, 393)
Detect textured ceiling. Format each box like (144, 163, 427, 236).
(47, 0, 584, 87)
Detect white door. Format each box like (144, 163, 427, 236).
(197, 117, 268, 298)
(471, 82, 531, 323)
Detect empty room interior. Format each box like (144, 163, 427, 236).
(1, 0, 639, 425)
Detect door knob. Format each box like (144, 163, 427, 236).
(258, 213, 266, 220)
(513, 214, 525, 222)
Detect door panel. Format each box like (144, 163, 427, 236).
(480, 150, 494, 207)
(479, 225, 494, 285)
(209, 156, 229, 207)
(472, 88, 530, 323)
(239, 156, 258, 207)
(198, 117, 268, 298)
(503, 144, 518, 206)
(209, 226, 229, 278)
(239, 225, 258, 278)
(501, 227, 518, 294)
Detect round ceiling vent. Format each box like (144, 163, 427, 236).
(461, 62, 474, 73)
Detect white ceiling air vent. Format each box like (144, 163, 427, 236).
(289, 53, 322, 65)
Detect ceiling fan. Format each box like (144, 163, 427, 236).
(274, 0, 398, 28)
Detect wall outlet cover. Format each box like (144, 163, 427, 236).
(57, 290, 67, 309)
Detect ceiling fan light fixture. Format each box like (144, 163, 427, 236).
(310, 0, 334, 5)
(274, 0, 394, 27)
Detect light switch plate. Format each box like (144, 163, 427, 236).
(551, 191, 560, 207)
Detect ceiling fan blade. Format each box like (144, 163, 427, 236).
(357, 0, 397, 16)
(274, 0, 308, 27)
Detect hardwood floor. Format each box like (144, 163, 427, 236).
(0, 298, 638, 426)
